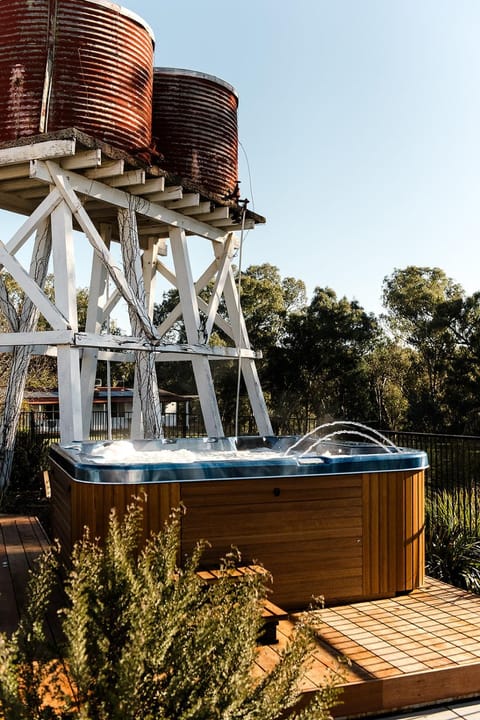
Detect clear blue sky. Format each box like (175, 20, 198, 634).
(5, 0, 480, 322)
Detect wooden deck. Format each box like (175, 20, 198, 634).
(256, 579, 480, 718)
(0, 514, 51, 635)
(3, 515, 480, 718)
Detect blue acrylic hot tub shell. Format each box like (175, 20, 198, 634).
(49, 437, 429, 485)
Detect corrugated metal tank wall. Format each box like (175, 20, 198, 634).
(0, 0, 154, 152)
(152, 68, 239, 199)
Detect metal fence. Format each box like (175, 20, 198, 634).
(16, 411, 480, 531)
(382, 430, 480, 533)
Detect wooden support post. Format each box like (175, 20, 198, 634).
(80, 224, 112, 438)
(51, 200, 83, 442)
(215, 243, 273, 436)
(169, 227, 224, 437)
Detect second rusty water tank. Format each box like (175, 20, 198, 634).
(0, 0, 154, 153)
(152, 68, 239, 199)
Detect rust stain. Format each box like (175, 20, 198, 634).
(0, 0, 154, 152)
(152, 68, 239, 199)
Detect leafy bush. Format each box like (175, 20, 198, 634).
(0, 499, 340, 719)
(1, 430, 50, 510)
(426, 489, 480, 592)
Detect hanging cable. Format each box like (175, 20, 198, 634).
(239, 140, 255, 214)
(234, 199, 249, 438)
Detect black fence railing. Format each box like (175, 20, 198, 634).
(15, 412, 480, 532)
(382, 430, 480, 533)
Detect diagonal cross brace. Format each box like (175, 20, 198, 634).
(44, 160, 159, 342)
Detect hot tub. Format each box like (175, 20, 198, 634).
(49, 433, 428, 610)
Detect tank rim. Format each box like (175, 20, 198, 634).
(154, 67, 238, 100)
(82, 0, 155, 45)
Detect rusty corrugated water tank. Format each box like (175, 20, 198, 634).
(152, 68, 239, 199)
(0, 0, 154, 152)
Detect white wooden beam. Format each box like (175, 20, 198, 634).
(142, 238, 160, 317)
(183, 202, 213, 216)
(51, 199, 78, 332)
(147, 186, 183, 203)
(170, 226, 224, 436)
(31, 160, 228, 241)
(0, 330, 74, 345)
(74, 332, 259, 357)
(49, 198, 84, 441)
(210, 218, 256, 230)
(57, 345, 83, 441)
(80, 223, 112, 436)
(203, 233, 235, 341)
(61, 149, 102, 170)
(0, 163, 30, 180)
(0, 138, 76, 166)
(195, 207, 230, 222)
(129, 177, 165, 195)
(0, 177, 44, 192)
(43, 160, 160, 340)
(137, 223, 168, 236)
(105, 169, 145, 188)
(220, 253, 273, 436)
(165, 193, 200, 210)
(0, 190, 34, 215)
(2, 188, 61, 257)
(0, 239, 70, 329)
(85, 159, 125, 179)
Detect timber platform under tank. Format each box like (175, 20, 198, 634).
(49, 436, 428, 610)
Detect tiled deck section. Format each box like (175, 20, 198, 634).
(2, 516, 480, 719)
(256, 580, 480, 718)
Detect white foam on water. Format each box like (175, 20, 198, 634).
(87, 441, 283, 465)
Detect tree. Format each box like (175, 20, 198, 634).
(236, 264, 307, 353)
(152, 265, 307, 415)
(436, 291, 480, 432)
(366, 338, 417, 430)
(267, 287, 380, 430)
(381, 266, 465, 430)
(0, 500, 340, 719)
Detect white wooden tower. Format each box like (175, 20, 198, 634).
(0, 129, 273, 443)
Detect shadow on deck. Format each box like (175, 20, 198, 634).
(2, 515, 480, 718)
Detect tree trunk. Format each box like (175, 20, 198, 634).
(118, 208, 163, 438)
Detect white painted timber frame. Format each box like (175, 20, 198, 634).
(0, 138, 273, 441)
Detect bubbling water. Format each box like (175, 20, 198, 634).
(87, 440, 282, 465)
(81, 422, 398, 465)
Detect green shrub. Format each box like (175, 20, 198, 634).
(426, 489, 480, 592)
(0, 499, 340, 719)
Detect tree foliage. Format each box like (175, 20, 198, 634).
(267, 287, 379, 428)
(0, 500, 340, 719)
(6, 259, 480, 437)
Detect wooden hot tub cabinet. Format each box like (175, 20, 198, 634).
(180, 469, 425, 609)
(50, 457, 425, 610)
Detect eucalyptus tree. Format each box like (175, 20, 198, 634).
(381, 266, 464, 430)
(267, 287, 380, 430)
(152, 264, 307, 415)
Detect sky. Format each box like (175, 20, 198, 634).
(5, 0, 480, 325)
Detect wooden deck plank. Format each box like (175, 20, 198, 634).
(0, 518, 20, 632)
(0, 516, 50, 634)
